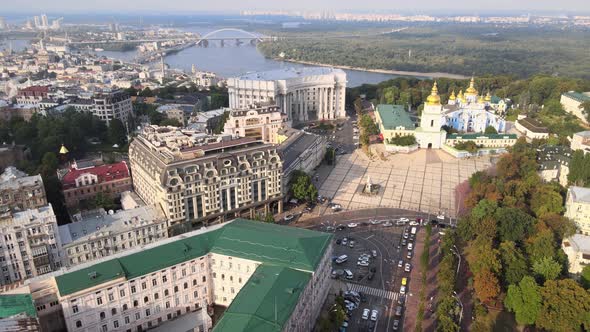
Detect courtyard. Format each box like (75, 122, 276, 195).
(318, 148, 493, 218)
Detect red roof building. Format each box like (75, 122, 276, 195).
(61, 161, 132, 208)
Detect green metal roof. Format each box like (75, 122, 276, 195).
(376, 104, 415, 130)
(0, 294, 37, 319)
(563, 91, 590, 103)
(447, 133, 517, 140)
(213, 265, 311, 332)
(56, 219, 332, 296)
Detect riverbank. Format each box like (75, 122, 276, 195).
(278, 58, 469, 80)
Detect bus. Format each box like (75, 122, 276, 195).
(410, 227, 417, 235)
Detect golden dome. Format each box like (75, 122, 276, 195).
(426, 82, 441, 105)
(448, 90, 456, 100)
(478, 95, 485, 103)
(485, 91, 492, 102)
(59, 144, 69, 154)
(465, 76, 478, 96)
(457, 89, 466, 103)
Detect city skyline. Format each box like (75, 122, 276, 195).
(2, 0, 590, 14)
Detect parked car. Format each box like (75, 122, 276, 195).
(399, 217, 410, 222)
(403, 233, 409, 239)
(326, 226, 335, 232)
(409, 221, 420, 226)
(401, 239, 407, 246)
(357, 260, 369, 267)
(369, 219, 381, 225)
(406, 251, 413, 259)
(408, 243, 414, 251)
(383, 221, 393, 227)
(370, 309, 378, 321)
(397, 294, 406, 305)
(349, 241, 355, 248)
(284, 214, 295, 222)
(400, 285, 407, 294)
(342, 238, 348, 246)
(336, 239, 341, 245)
(404, 263, 412, 272)
(372, 250, 377, 257)
(398, 260, 403, 268)
(347, 223, 358, 228)
(392, 319, 400, 330)
(395, 306, 404, 317)
(362, 308, 370, 320)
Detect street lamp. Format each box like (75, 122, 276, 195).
(450, 245, 461, 278)
(452, 291, 464, 326)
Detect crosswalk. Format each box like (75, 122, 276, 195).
(345, 282, 399, 300)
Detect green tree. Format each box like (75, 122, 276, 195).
(526, 228, 557, 263)
(159, 118, 183, 127)
(484, 125, 498, 134)
(530, 185, 564, 218)
(38, 152, 59, 177)
(139, 87, 154, 97)
(581, 265, 590, 290)
(536, 279, 590, 332)
(499, 241, 529, 286)
(495, 207, 535, 243)
(504, 276, 542, 326)
(580, 101, 590, 123)
(532, 257, 562, 282)
(289, 171, 317, 203)
(107, 119, 127, 146)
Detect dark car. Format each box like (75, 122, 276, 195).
(430, 219, 439, 225)
(336, 239, 342, 245)
(368, 272, 375, 280)
(395, 306, 404, 316)
(397, 294, 406, 305)
(337, 225, 346, 231)
(370, 267, 377, 273)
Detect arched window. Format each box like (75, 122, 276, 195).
(193, 279, 197, 286)
(75, 320, 82, 328)
(174, 286, 179, 293)
(122, 304, 128, 311)
(99, 312, 105, 320)
(133, 300, 138, 307)
(202, 276, 206, 282)
(183, 282, 188, 289)
(144, 296, 149, 303)
(111, 308, 117, 315)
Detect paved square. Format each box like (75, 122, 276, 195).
(319, 149, 492, 217)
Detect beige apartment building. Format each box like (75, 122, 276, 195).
(22, 219, 332, 332)
(0, 167, 47, 219)
(565, 186, 590, 235)
(0, 205, 62, 285)
(58, 205, 168, 267)
(561, 91, 590, 124)
(571, 130, 590, 154)
(223, 103, 284, 144)
(129, 126, 283, 229)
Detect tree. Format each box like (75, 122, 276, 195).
(530, 185, 564, 218)
(38, 152, 59, 177)
(580, 101, 590, 123)
(525, 227, 557, 263)
(290, 171, 317, 203)
(139, 87, 154, 97)
(499, 241, 529, 286)
(504, 276, 542, 326)
(495, 207, 535, 243)
(536, 279, 590, 332)
(473, 268, 501, 303)
(581, 265, 590, 290)
(159, 118, 183, 127)
(532, 257, 562, 282)
(484, 125, 498, 134)
(107, 119, 127, 146)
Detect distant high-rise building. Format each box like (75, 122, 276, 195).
(0, 17, 7, 30)
(33, 16, 40, 28)
(41, 14, 48, 28)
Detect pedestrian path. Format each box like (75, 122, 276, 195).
(345, 282, 398, 300)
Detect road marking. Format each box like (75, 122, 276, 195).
(365, 235, 375, 240)
(345, 282, 398, 300)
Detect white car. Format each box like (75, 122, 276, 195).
(399, 217, 410, 223)
(400, 285, 407, 294)
(370, 309, 378, 321)
(370, 219, 381, 225)
(347, 223, 358, 228)
(409, 221, 420, 226)
(284, 214, 295, 222)
(362, 308, 370, 320)
(404, 263, 411, 272)
(357, 260, 369, 267)
(437, 214, 445, 220)
(408, 243, 414, 251)
(397, 260, 403, 268)
(372, 250, 377, 257)
(383, 221, 393, 227)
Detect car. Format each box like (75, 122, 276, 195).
(397, 294, 406, 305)
(342, 238, 348, 246)
(406, 251, 413, 259)
(360, 293, 367, 302)
(336, 255, 348, 264)
(367, 272, 375, 280)
(407, 243, 414, 251)
(401, 277, 407, 286)
(349, 241, 355, 248)
(369, 219, 381, 225)
(360, 254, 371, 260)
(344, 269, 353, 279)
(370, 267, 377, 273)
(395, 220, 407, 226)
(399, 217, 410, 223)
(404, 263, 411, 272)
(337, 225, 346, 231)
(392, 319, 400, 330)
(336, 239, 342, 245)
(370, 309, 378, 321)
(383, 221, 393, 227)
(401, 239, 407, 246)
(395, 306, 404, 317)
(341, 321, 348, 328)
(372, 250, 377, 257)
(398, 260, 403, 268)
(357, 260, 369, 267)
(326, 226, 335, 232)
(347, 223, 358, 228)
(331, 269, 344, 279)
(400, 285, 407, 294)
(409, 221, 420, 226)
(361, 308, 370, 320)
(437, 214, 445, 221)
(368, 320, 376, 330)
(284, 214, 295, 222)
(403, 233, 409, 239)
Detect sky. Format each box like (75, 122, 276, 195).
(3, 0, 589, 14)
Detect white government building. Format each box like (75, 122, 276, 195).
(227, 67, 347, 122)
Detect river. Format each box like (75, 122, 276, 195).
(4, 29, 414, 87)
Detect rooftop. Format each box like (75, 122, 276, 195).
(58, 204, 165, 245)
(213, 265, 310, 332)
(574, 131, 590, 139)
(11, 205, 55, 225)
(0, 167, 43, 191)
(447, 133, 517, 140)
(55, 219, 332, 296)
(563, 234, 590, 254)
(280, 131, 323, 171)
(517, 117, 550, 133)
(237, 67, 346, 81)
(569, 186, 590, 204)
(563, 91, 590, 103)
(0, 294, 37, 319)
(61, 161, 130, 190)
(376, 104, 415, 130)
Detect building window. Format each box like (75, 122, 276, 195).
(133, 300, 138, 307)
(193, 279, 197, 286)
(152, 279, 157, 286)
(75, 320, 82, 328)
(125, 316, 130, 324)
(120, 289, 126, 297)
(202, 276, 206, 283)
(114, 320, 119, 328)
(72, 305, 79, 314)
(193, 291, 198, 298)
(183, 282, 188, 289)
(162, 275, 167, 283)
(164, 289, 169, 296)
(111, 308, 117, 315)
(145, 309, 150, 317)
(154, 293, 159, 300)
(99, 312, 106, 320)
(131, 286, 136, 293)
(123, 304, 128, 311)
(174, 286, 179, 293)
(97, 297, 103, 305)
(102, 325, 107, 332)
(144, 296, 149, 303)
(135, 313, 140, 320)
